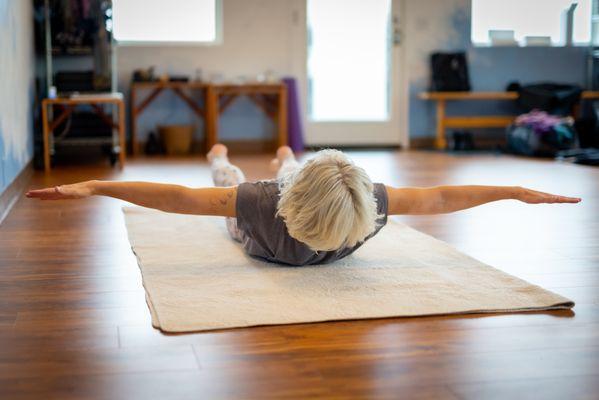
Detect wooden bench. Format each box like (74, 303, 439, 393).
(419, 91, 599, 149)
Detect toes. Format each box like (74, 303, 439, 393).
(207, 144, 229, 163)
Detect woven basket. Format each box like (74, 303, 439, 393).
(158, 125, 193, 155)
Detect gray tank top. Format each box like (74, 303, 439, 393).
(235, 180, 388, 266)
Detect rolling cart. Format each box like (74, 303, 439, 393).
(41, 93, 126, 171)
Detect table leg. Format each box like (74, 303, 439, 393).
(205, 86, 218, 150)
(41, 102, 51, 172)
(130, 87, 137, 156)
(118, 100, 126, 168)
(435, 99, 447, 150)
(277, 85, 288, 147)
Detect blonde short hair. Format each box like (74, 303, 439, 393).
(277, 149, 381, 252)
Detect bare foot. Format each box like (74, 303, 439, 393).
(270, 146, 295, 171)
(276, 146, 294, 162)
(207, 143, 228, 163)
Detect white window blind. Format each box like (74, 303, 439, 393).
(112, 0, 219, 43)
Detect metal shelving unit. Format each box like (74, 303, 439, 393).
(36, 0, 121, 167)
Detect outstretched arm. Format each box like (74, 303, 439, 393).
(386, 185, 580, 215)
(26, 180, 237, 217)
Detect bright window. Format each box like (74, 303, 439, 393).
(112, 0, 220, 44)
(307, 0, 391, 122)
(472, 0, 591, 46)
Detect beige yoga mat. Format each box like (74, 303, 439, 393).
(123, 207, 574, 333)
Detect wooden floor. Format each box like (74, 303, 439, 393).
(1, 150, 598, 399)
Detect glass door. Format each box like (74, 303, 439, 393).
(304, 0, 406, 146)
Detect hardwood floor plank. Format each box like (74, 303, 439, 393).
(517, 271, 599, 289)
(118, 324, 290, 349)
(303, 347, 599, 389)
(15, 307, 152, 329)
(0, 370, 333, 400)
(450, 375, 599, 400)
(0, 312, 16, 327)
(0, 260, 141, 280)
(550, 286, 599, 305)
(0, 325, 119, 351)
(0, 290, 148, 312)
(0, 344, 199, 380)
(276, 322, 599, 359)
(0, 275, 144, 295)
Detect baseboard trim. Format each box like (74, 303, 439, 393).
(0, 161, 33, 226)
(304, 144, 402, 151)
(409, 137, 436, 149)
(410, 135, 507, 150)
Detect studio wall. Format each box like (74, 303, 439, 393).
(115, 0, 588, 145)
(115, 0, 301, 145)
(0, 0, 35, 195)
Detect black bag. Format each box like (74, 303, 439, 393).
(506, 123, 577, 157)
(517, 83, 582, 116)
(144, 132, 164, 155)
(430, 52, 471, 92)
(556, 148, 599, 165)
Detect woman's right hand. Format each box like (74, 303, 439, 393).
(515, 187, 581, 204)
(26, 181, 97, 200)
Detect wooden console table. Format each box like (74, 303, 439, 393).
(419, 91, 599, 149)
(130, 82, 288, 155)
(41, 94, 126, 171)
(206, 83, 288, 150)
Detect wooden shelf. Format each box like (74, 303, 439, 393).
(419, 90, 599, 149)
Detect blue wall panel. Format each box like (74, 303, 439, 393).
(0, 0, 34, 195)
(0, 134, 6, 191)
(408, 1, 588, 138)
(130, 90, 274, 143)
